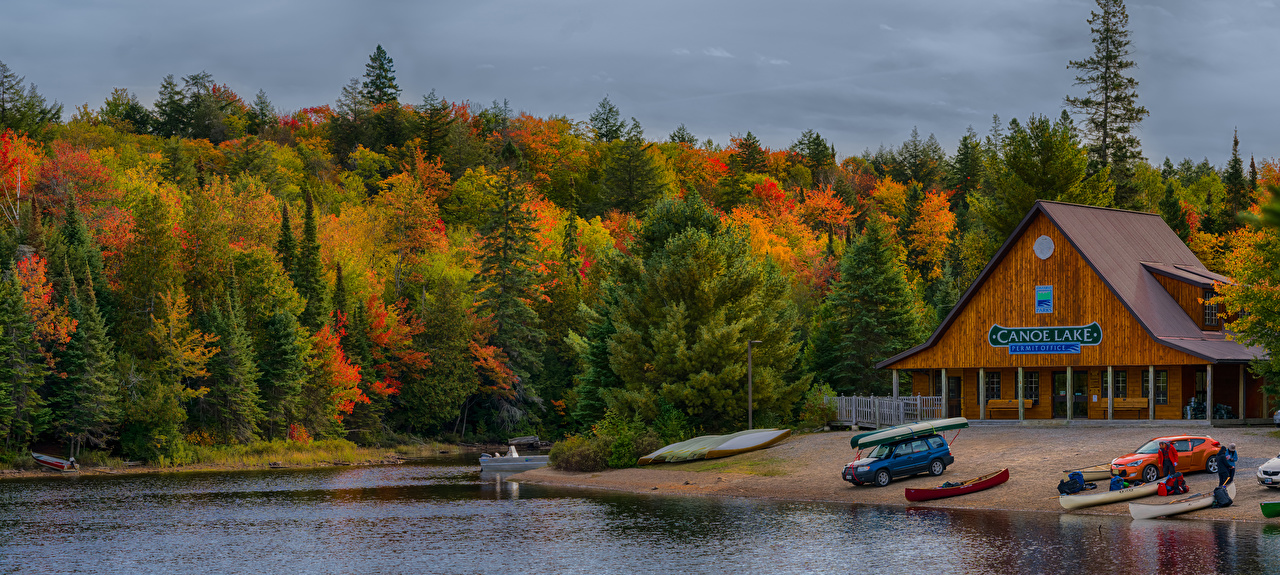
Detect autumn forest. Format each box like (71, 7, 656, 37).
(2, 8, 1280, 467)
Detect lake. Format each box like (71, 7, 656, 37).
(2, 454, 1277, 574)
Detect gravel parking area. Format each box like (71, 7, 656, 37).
(516, 424, 1280, 522)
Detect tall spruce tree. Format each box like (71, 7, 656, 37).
(395, 279, 476, 433)
(668, 124, 697, 145)
(361, 45, 401, 105)
(0, 59, 63, 137)
(294, 191, 328, 330)
(1221, 129, 1249, 229)
(589, 96, 624, 143)
(152, 74, 188, 138)
(0, 272, 48, 449)
(50, 261, 120, 456)
(734, 131, 767, 175)
(416, 89, 454, 161)
(275, 202, 296, 276)
(1158, 181, 1190, 241)
(256, 310, 306, 441)
(602, 119, 667, 214)
(802, 218, 926, 395)
(1065, 0, 1148, 203)
(203, 282, 265, 444)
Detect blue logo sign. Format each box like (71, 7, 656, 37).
(1035, 285, 1053, 314)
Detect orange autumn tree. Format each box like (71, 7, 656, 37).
(306, 319, 366, 431)
(15, 254, 78, 364)
(0, 129, 43, 234)
(908, 189, 958, 280)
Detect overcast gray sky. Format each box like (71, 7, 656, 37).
(4, 0, 1279, 166)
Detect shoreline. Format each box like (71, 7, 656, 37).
(514, 425, 1280, 523)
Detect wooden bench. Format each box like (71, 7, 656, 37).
(986, 399, 1033, 418)
(1110, 397, 1148, 417)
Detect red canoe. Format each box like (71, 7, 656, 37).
(905, 468, 1009, 502)
(32, 452, 79, 472)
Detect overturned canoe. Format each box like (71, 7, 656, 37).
(1129, 481, 1235, 520)
(1062, 463, 1112, 482)
(1060, 479, 1159, 510)
(1261, 501, 1280, 519)
(905, 468, 1009, 502)
(638, 429, 791, 465)
(849, 418, 969, 451)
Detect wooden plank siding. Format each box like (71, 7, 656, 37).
(884, 213, 1207, 371)
(1153, 274, 1218, 332)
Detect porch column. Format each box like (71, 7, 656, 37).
(892, 369, 899, 399)
(1148, 365, 1155, 420)
(1240, 365, 1247, 422)
(941, 368, 948, 419)
(1017, 367, 1025, 421)
(1107, 366, 1114, 421)
(1066, 366, 1073, 422)
(1206, 364, 1214, 423)
(979, 368, 986, 420)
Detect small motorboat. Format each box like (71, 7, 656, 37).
(905, 468, 1009, 502)
(1128, 481, 1236, 520)
(32, 452, 79, 472)
(1261, 501, 1280, 519)
(1061, 463, 1112, 482)
(479, 446, 548, 472)
(1059, 479, 1159, 510)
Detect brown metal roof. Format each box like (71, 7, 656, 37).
(877, 200, 1264, 367)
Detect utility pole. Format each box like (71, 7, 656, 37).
(748, 340, 762, 429)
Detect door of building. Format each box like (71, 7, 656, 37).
(1052, 371, 1090, 418)
(947, 376, 961, 418)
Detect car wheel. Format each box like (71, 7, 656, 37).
(1142, 464, 1159, 483)
(875, 469, 892, 487)
(929, 459, 946, 476)
(1206, 457, 1219, 474)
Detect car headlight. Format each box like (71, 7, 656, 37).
(1127, 461, 1141, 467)
(856, 466, 870, 472)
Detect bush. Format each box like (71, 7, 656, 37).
(549, 435, 611, 472)
(797, 383, 837, 430)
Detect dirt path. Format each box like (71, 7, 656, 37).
(515, 424, 1280, 522)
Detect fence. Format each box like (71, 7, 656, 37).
(826, 395, 944, 429)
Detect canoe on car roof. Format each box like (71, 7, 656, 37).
(849, 418, 969, 451)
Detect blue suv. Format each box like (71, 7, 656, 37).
(841, 433, 954, 487)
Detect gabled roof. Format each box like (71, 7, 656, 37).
(878, 200, 1264, 367)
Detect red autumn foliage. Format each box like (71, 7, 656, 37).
(363, 295, 430, 397)
(15, 254, 78, 364)
(313, 320, 367, 421)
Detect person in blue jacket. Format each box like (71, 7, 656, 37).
(1217, 443, 1238, 487)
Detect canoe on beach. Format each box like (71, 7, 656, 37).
(905, 468, 1009, 502)
(1061, 463, 1112, 482)
(1059, 479, 1159, 510)
(1261, 501, 1280, 519)
(638, 429, 791, 465)
(1128, 481, 1235, 520)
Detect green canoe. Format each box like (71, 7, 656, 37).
(849, 417, 969, 451)
(1262, 501, 1280, 519)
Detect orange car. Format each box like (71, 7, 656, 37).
(1110, 435, 1222, 483)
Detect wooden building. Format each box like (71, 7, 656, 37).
(877, 200, 1269, 423)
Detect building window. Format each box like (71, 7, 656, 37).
(1203, 290, 1218, 327)
(1103, 370, 1127, 398)
(1024, 372, 1040, 405)
(985, 371, 1001, 400)
(1141, 370, 1169, 405)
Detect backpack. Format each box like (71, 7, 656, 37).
(1058, 477, 1083, 495)
(1212, 486, 1233, 508)
(1158, 473, 1188, 496)
(1109, 475, 1125, 491)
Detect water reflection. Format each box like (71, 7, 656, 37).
(1, 457, 1278, 574)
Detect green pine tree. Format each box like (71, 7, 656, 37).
(395, 279, 477, 434)
(50, 260, 120, 456)
(0, 273, 49, 450)
(256, 310, 307, 441)
(735, 131, 767, 175)
(294, 191, 328, 330)
(152, 74, 188, 138)
(203, 282, 265, 444)
(589, 96, 624, 142)
(275, 202, 296, 276)
(602, 119, 667, 214)
(1158, 181, 1190, 241)
(0, 59, 63, 138)
(668, 124, 697, 145)
(791, 129, 836, 174)
(416, 89, 455, 161)
(361, 45, 402, 105)
(1221, 129, 1249, 230)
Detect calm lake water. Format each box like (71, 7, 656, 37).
(2, 455, 1278, 574)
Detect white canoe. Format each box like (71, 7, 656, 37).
(1128, 481, 1235, 520)
(638, 429, 791, 465)
(479, 455, 549, 472)
(1059, 480, 1160, 510)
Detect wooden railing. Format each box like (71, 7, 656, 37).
(826, 395, 944, 429)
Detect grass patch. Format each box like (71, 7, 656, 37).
(677, 456, 789, 477)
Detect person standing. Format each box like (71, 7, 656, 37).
(1159, 441, 1178, 478)
(1218, 443, 1238, 487)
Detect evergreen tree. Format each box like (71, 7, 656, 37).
(99, 87, 153, 134)
(792, 129, 836, 174)
(570, 302, 619, 429)
(602, 119, 667, 214)
(116, 192, 180, 356)
(735, 131, 767, 174)
(803, 218, 926, 395)
(152, 74, 188, 138)
(1249, 156, 1259, 195)
(472, 168, 546, 380)
(331, 262, 348, 319)
(948, 126, 983, 218)
(396, 279, 477, 433)
(1221, 129, 1249, 229)
(361, 45, 401, 105)
(589, 96, 624, 142)
(203, 282, 265, 444)
(256, 310, 307, 441)
(294, 191, 328, 330)
(247, 89, 276, 135)
(161, 136, 199, 190)
(1065, 0, 1149, 198)
(416, 89, 454, 161)
(0, 273, 47, 449)
(50, 260, 119, 456)
(1158, 181, 1190, 241)
(668, 123, 697, 145)
(0, 60, 63, 137)
(275, 202, 296, 276)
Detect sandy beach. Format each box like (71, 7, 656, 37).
(515, 424, 1280, 522)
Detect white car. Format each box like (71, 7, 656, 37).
(1257, 454, 1280, 488)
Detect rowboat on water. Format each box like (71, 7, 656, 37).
(1128, 481, 1236, 520)
(478, 453, 549, 472)
(1059, 479, 1159, 510)
(1261, 501, 1280, 519)
(638, 428, 791, 465)
(1062, 463, 1112, 482)
(850, 418, 969, 451)
(31, 452, 79, 472)
(905, 468, 1009, 502)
